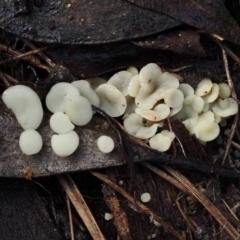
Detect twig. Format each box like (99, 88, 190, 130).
(66, 194, 75, 240)
(23, 39, 56, 68)
(91, 171, 184, 240)
(222, 113, 239, 165)
(222, 48, 237, 100)
(58, 174, 105, 240)
(0, 47, 47, 65)
(0, 44, 50, 72)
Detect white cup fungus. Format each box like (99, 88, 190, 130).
(50, 112, 74, 134)
(219, 83, 231, 99)
(71, 80, 100, 107)
(97, 135, 115, 153)
(195, 78, 213, 97)
(140, 193, 151, 203)
(2, 85, 43, 130)
(51, 131, 79, 157)
(95, 84, 127, 117)
(135, 64, 179, 109)
(65, 95, 93, 126)
(124, 113, 159, 139)
(45, 82, 80, 113)
(108, 71, 134, 96)
(19, 129, 43, 155)
(135, 104, 170, 122)
(149, 130, 175, 152)
(212, 98, 238, 117)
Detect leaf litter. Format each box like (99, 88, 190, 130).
(1, 2, 240, 238)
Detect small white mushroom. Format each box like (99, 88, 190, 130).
(86, 77, 107, 90)
(164, 88, 184, 108)
(135, 104, 170, 122)
(195, 78, 213, 97)
(128, 74, 141, 97)
(97, 136, 114, 153)
(127, 66, 138, 75)
(140, 193, 151, 203)
(46, 82, 80, 113)
(202, 83, 219, 103)
(19, 129, 43, 155)
(95, 84, 127, 117)
(149, 130, 175, 152)
(183, 95, 204, 113)
(107, 71, 134, 96)
(51, 131, 79, 157)
(219, 83, 231, 99)
(2, 85, 43, 130)
(135, 63, 179, 109)
(194, 121, 220, 142)
(65, 95, 93, 126)
(50, 112, 74, 134)
(212, 98, 238, 117)
(171, 105, 198, 121)
(71, 80, 100, 107)
(104, 213, 114, 221)
(123, 113, 158, 139)
(178, 83, 194, 97)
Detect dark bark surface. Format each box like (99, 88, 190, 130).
(0, 179, 63, 240)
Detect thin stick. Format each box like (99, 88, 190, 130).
(0, 44, 50, 72)
(0, 47, 47, 65)
(91, 171, 184, 240)
(222, 48, 237, 100)
(66, 194, 75, 240)
(222, 113, 239, 165)
(58, 175, 105, 240)
(23, 39, 56, 68)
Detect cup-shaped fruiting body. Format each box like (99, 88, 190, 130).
(50, 112, 74, 134)
(71, 80, 100, 107)
(46, 82, 93, 126)
(178, 83, 194, 97)
(202, 83, 219, 103)
(95, 84, 127, 117)
(97, 136, 115, 153)
(65, 95, 93, 126)
(164, 88, 184, 108)
(183, 95, 204, 113)
(124, 113, 158, 139)
(86, 77, 107, 90)
(195, 78, 213, 97)
(135, 104, 170, 122)
(218, 83, 231, 99)
(19, 129, 43, 155)
(127, 66, 138, 76)
(128, 75, 141, 97)
(140, 193, 151, 203)
(135, 63, 179, 109)
(51, 131, 79, 157)
(2, 85, 43, 130)
(46, 82, 80, 113)
(149, 130, 175, 152)
(212, 98, 238, 117)
(108, 71, 134, 96)
(194, 121, 220, 142)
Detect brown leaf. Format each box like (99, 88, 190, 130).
(127, 0, 240, 45)
(133, 28, 207, 57)
(0, 0, 180, 44)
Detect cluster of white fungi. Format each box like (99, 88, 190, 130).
(2, 63, 238, 156)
